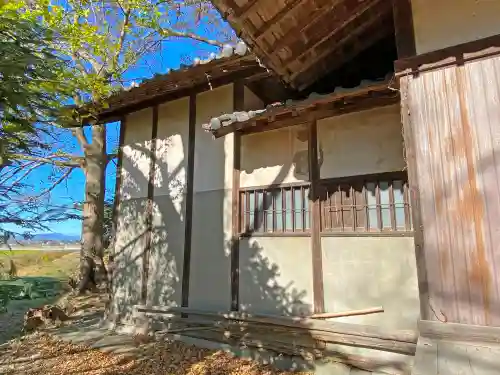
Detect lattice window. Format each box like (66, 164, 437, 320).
(320, 172, 412, 233)
(240, 184, 311, 233)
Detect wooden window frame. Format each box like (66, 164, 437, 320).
(239, 182, 312, 237)
(319, 171, 414, 237)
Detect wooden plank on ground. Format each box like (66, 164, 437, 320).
(468, 344, 500, 375)
(412, 336, 437, 375)
(349, 369, 372, 375)
(438, 341, 474, 375)
(135, 305, 418, 343)
(310, 307, 383, 319)
(419, 320, 500, 344)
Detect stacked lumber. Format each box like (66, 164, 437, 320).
(135, 305, 418, 361)
(23, 305, 70, 332)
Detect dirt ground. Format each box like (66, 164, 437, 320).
(0, 292, 310, 375)
(0, 252, 310, 375)
(0, 251, 80, 343)
(0, 333, 306, 375)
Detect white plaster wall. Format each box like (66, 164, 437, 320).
(112, 198, 148, 325)
(121, 108, 153, 199)
(320, 236, 419, 370)
(321, 236, 420, 330)
(147, 97, 190, 307)
(411, 0, 500, 54)
(192, 84, 234, 193)
(239, 237, 314, 316)
(189, 84, 234, 311)
(112, 107, 153, 324)
(241, 124, 310, 188)
(154, 98, 189, 201)
(317, 105, 405, 179)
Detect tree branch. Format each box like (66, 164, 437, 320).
(35, 168, 75, 200)
(112, 6, 131, 71)
(0, 162, 43, 191)
(75, 48, 104, 75)
(0, 160, 37, 182)
(10, 154, 82, 168)
(160, 28, 225, 47)
(72, 128, 90, 149)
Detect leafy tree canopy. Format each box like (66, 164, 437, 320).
(0, 5, 74, 167)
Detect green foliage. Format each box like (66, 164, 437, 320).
(0, 250, 77, 314)
(9, 0, 230, 109)
(0, 0, 231, 269)
(0, 6, 74, 167)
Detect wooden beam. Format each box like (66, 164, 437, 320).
(181, 94, 197, 308)
(230, 81, 244, 311)
(141, 105, 159, 305)
(111, 117, 126, 255)
(135, 304, 419, 344)
(392, 0, 416, 58)
(253, 0, 305, 40)
(309, 120, 324, 314)
(98, 66, 264, 123)
(212, 85, 398, 138)
(242, 71, 274, 83)
(236, 0, 261, 18)
(310, 306, 384, 319)
(419, 320, 500, 344)
(269, 0, 344, 53)
(395, 33, 500, 76)
(284, 0, 383, 67)
(293, 14, 392, 89)
(209, 0, 290, 79)
(243, 95, 399, 134)
(399, 77, 429, 320)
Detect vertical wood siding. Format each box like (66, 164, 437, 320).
(403, 56, 500, 326)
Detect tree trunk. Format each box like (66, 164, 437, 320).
(78, 124, 107, 293)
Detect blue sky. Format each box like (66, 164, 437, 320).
(5, 8, 230, 236)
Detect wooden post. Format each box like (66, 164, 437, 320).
(308, 120, 324, 313)
(393, 0, 425, 319)
(400, 77, 428, 320)
(181, 94, 197, 308)
(141, 105, 159, 305)
(111, 117, 126, 254)
(392, 0, 417, 58)
(231, 81, 244, 311)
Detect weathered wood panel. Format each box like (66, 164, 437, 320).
(402, 55, 500, 326)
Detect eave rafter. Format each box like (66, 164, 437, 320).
(212, 0, 393, 89)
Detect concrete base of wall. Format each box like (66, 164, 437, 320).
(112, 320, 414, 375)
(412, 320, 500, 375)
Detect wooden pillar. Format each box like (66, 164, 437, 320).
(141, 105, 159, 305)
(111, 117, 126, 254)
(231, 81, 244, 311)
(399, 78, 428, 320)
(392, 0, 424, 319)
(309, 120, 324, 313)
(181, 94, 197, 308)
(392, 0, 417, 58)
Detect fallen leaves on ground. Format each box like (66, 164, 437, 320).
(0, 333, 310, 375)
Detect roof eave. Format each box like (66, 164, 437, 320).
(209, 81, 399, 138)
(84, 54, 265, 123)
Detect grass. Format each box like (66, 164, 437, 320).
(0, 250, 80, 344)
(0, 250, 77, 274)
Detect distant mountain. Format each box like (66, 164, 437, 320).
(31, 233, 80, 242)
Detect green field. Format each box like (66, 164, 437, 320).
(0, 250, 80, 343)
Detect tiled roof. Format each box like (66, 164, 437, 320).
(202, 74, 393, 133)
(95, 41, 268, 120)
(121, 41, 257, 91)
